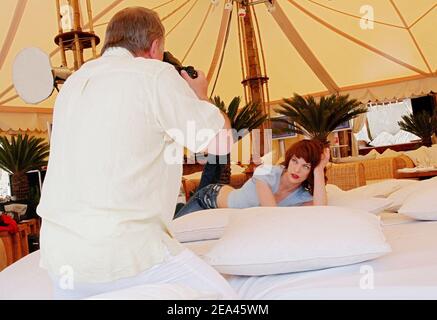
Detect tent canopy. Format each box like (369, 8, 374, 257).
(1, 0, 436, 121)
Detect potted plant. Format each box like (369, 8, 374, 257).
(398, 110, 437, 147)
(273, 93, 367, 146)
(0, 134, 50, 202)
(198, 96, 268, 186)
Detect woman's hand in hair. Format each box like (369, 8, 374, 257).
(315, 147, 330, 173)
(312, 147, 329, 206)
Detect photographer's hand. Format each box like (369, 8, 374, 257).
(181, 69, 209, 101)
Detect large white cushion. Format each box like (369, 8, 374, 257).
(326, 184, 346, 194)
(170, 209, 233, 242)
(398, 177, 437, 220)
(385, 180, 422, 212)
(203, 206, 391, 276)
(328, 194, 392, 215)
(346, 179, 412, 198)
(327, 184, 392, 214)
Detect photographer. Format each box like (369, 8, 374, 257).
(37, 6, 235, 299)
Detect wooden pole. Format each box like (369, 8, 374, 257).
(240, 3, 268, 160)
(86, 0, 98, 58)
(55, 0, 68, 67)
(69, 0, 83, 68)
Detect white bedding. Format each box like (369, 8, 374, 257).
(1, 212, 437, 300)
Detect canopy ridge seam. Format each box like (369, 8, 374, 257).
(288, 0, 430, 76)
(306, 0, 406, 29)
(389, 0, 433, 74)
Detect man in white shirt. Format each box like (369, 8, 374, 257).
(37, 7, 235, 299)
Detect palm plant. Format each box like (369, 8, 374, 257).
(0, 134, 50, 201)
(212, 96, 267, 134)
(398, 111, 437, 147)
(274, 93, 367, 146)
(200, 96, 267, 186)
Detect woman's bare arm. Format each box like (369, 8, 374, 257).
(255, 180, 277, 206)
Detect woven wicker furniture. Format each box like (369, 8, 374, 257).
(326, 162, 366, 191)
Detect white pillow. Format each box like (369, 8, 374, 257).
(170, 209, 233, 242)
(369, 132, 395, 147)
(327, 184, 391, 214)
(203, 206, 391, 276)
(392, 130, 419, 144)
(346, 179, 412, 198)
(326, 183, 346, 194)
(328, 194, 392, 215)
(385, 180, 421, 212)
(398, 178, 437, 220)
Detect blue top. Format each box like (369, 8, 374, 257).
(227, 165, 313, 208)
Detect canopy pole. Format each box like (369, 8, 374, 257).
(239, 1, 270, 163)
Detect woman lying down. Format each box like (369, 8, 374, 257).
(174, 139, 330, 219)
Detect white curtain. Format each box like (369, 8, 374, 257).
(366, 99, 412, 139)
(351, 112, 367, 156)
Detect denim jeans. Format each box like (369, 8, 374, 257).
(174, 184, 224, 219)
(197, 154, 229, 191)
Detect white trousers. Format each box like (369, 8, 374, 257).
(51, 248, 237, 300)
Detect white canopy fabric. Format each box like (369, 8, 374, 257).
(1, 0, 437, 129)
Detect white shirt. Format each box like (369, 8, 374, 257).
(37, 47, 224, 283)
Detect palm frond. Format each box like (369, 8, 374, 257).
(212, 96, 268, 140)
(274, 93, 367, 143)
(398, 111, 437, 146)
(0, 134, 50, 174)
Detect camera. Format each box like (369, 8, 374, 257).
(163, 51, 198, 79)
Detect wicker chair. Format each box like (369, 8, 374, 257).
(326, 162, 366, 191)
(360, 155, 414, 182)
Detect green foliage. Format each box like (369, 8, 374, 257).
(211, 96, 268, 138)
(274, 93, 367, 144)
(398, 111, 437, 147)
(0, 134, 50, 175)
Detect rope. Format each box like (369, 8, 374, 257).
(210, 6, 233, 99)
(161, 0, 191, 21)
(166, 0, 199, 37)
(252, 4, 271, 118)
(181, 2, 212, 63)
(237, 4, 248, 103)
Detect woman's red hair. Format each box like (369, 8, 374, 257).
(281, 139, 325, 194)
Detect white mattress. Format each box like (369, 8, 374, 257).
(1, 212, 437, 300)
